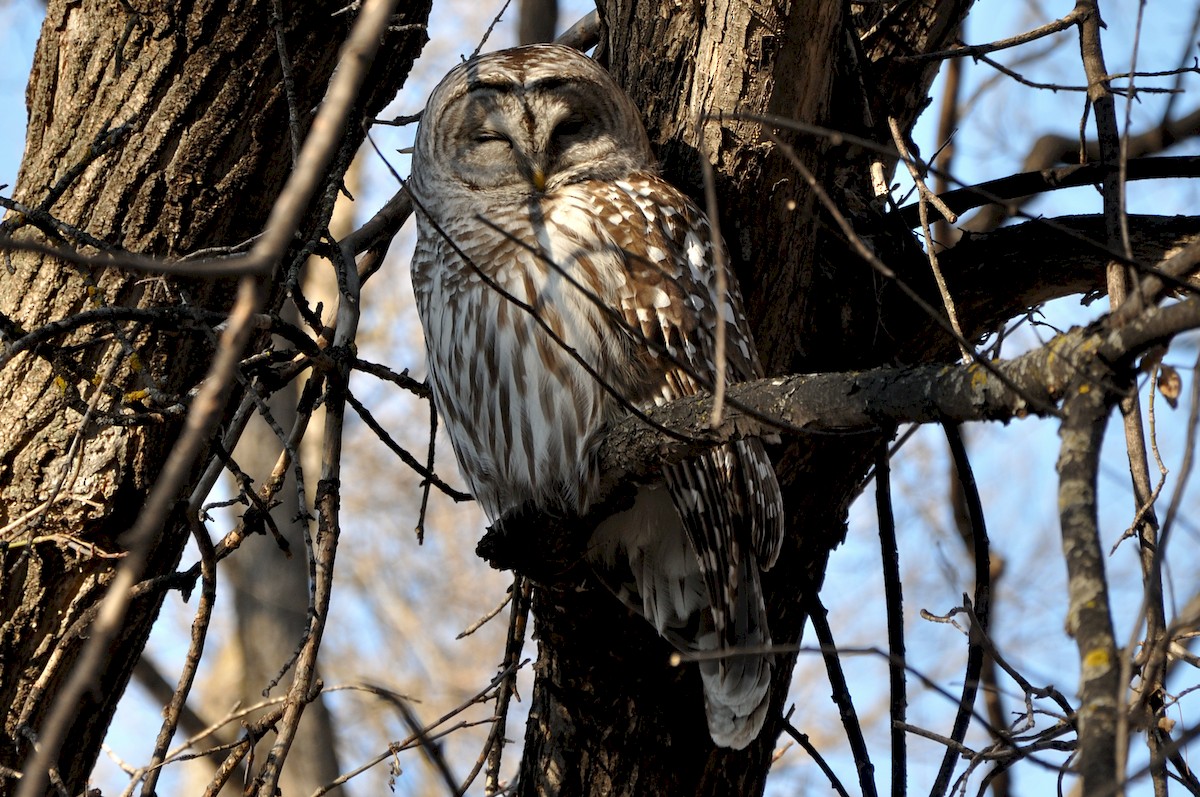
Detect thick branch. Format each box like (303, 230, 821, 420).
(940, 214, 1200, 341)
(479, 299, 1200, 576)
(958, 108, 1200, 233)
(894, 157, 1200, 229)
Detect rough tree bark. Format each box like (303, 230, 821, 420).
(513, 2, 981, 795)
(505, 1, 1200, 793)
(0, 3, 428, 793)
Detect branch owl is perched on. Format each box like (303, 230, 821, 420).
(408, 44, 783, 749)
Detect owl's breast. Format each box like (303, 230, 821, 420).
(412, 202, 634, 520)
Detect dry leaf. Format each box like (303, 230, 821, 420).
(1158, 364, 1182, 409)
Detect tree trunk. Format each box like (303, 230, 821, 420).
(516, 2, 974, 794)
(0, 3, 427, 793)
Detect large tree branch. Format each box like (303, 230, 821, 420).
(961, 108, 1200, 233)
(944, 214, 1200, 332)
(879, 213, 1200, 363)
(480, 298, 1200, 577)
(893, 157, 1200, 229)
(1056, 367, 1123, 796)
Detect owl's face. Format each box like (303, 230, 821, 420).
(411, 45, 656, 201)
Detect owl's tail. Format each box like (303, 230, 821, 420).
(587, 486, 773, 749)
(693, 556, 773, 750)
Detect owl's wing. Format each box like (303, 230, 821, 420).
(594, 174, 785, 652)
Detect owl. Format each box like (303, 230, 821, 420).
(408, 44, 783, 750)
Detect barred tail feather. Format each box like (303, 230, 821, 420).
(696, 556, 773, 749)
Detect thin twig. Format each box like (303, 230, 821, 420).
(345, 389, 472, 501)
(0, 305, 222, 371)
(895, 7, 1083, 64)
(377, 690, 464, 796)
(887, 116, 968, 362)
(309, 673, 521, 796)
(352, 357, 430, 398)
(950, 430, 1011, 797)
(873, 438, 906, 797)
(0, 221, 274, 276)
(480, 577, 531, 796)
(886, 116, 957, 224)
(808, 597, 879, 797)
(961, 598, 1078, 723)
(930, 424, 992, 797)
(1129, 348, 1200, 785)
(1158, 348, 1200, 576)
(782, 717, 852, 797)
(416, 398, 439, 542)
(470, 0, 515, 58)
(457, 590, 513, 640)
(203, 706, 287, 797)
(136, 515, 218, 797)
(272, 0, 303, 166)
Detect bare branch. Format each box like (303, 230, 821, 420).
(874, 442, 906, 797)
(895, 7, 1083, 65)
(479, 299, 1200, 576)
(931, 425, 993, 797)
(1055, 375, 1121, 794)
(809, 600, 879, 797)
(894, 156, 1200, 229)
(781, 718, 853, 797)
(136, 516, 218, 797)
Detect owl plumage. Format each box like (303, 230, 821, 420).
(409, 44, 783, 749)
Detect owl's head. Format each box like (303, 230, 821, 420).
(411, 44, 656, 201)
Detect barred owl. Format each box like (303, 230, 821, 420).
(409, 44, 783, 750)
